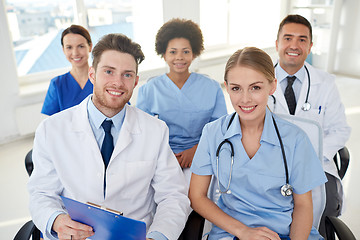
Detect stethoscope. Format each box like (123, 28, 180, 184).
(271, 63, 311, 111)
(215, 112, 293, 197)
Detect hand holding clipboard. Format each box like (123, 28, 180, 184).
(61, 196, 146, 240)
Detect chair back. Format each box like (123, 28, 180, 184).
(333, 147, 350, 180)
(178, 211, 205, 240)
(25, 149, 34, 176)
(276, 114, 326, 230)
(325, 216, 356, 240)
(13, 220, 40, 240)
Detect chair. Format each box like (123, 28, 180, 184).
(333, 146, 350, 180)
(277, 114, 325, 229)
(15, 149, 42, 240)
(25, 149, 33, 176)
(178, 211, 205, 240)
(325, 216, 356, 240)
(13, 220, 40, 240)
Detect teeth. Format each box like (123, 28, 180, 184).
(287, 53, 299, 56)
(108, 91, 121, 96)
(73, 58, 81, 61)
(241, 106, 255, 111)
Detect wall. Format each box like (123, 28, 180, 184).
(334, 0, 360, 77)
(0, 0, 21, 144)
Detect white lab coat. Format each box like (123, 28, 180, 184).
(268, 62, 351, 205)
(28, 97, 191, 240)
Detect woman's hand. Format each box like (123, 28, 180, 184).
(175, 144, 198, 168)
(236, 226, 281, 240)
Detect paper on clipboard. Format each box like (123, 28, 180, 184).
(61, 196, 146, 240)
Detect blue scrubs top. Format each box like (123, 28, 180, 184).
(136, 72, 227, 153)
(41, 72, 93, 116)
(191, 109, 327, 239)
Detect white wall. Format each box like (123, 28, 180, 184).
(334, 0, 360, 77)
(0, 0, 21, 144)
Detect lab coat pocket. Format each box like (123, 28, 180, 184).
(124, 161, 155, 198)
(304, 107, 324, 124)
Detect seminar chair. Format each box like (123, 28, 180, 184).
(13, 220, 40, 240)
(333, 146, 350, 180)
(25, 149, 33, 176)
(178, 211, 205, 240)
(277, 113, 325, 229)
(277, 114, 355, 239)
(14, 149, 41, 240)
(325, 216, 356, 240)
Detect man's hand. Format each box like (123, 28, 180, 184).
(52, 214, 94, 240)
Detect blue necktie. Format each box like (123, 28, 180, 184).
(101, 120, 114, 168)
(284, 76, 297, 115)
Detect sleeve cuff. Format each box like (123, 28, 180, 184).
(45, 211, 64, 240)
(146, 231, 168, 240)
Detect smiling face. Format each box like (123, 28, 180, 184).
(276, 23, 313, 75)
(89, 50, 139, 117)
(225, 66, 277, 124)
(62, 33, 92, 68)
(163, 38, 194, 76)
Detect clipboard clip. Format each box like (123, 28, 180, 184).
(87, 202, 123, 216)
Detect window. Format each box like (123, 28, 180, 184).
(5, 0, 163, 77)
(200, 0, 282, 49)
(6, 0, 75, 76)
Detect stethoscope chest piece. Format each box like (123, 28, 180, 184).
(215, 188, 232, 194)
(301, 102, 311, 111)
(281, 184, 293, 197)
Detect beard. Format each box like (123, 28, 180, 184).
(92, 87, 132, 117)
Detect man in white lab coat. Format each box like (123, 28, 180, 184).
(28, 33, 191, 240)
(268, 14, 351, 237)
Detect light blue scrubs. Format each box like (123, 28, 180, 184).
(136, 72, 227, 153)
(41, 72, 93, 116)
(191, 109, 327, 240)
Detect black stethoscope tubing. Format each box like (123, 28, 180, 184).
(272, 63, 311, 111)
(215, 112, 293, 196)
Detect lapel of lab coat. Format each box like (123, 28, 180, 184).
(70, 97, 106, 171)
(111, 104, 141, 161)
(295, 62, 323, 115)
(273, 78, 289, 113)
(273, 62, 323, 114)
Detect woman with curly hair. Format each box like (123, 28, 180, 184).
(137, 18, 227, 183)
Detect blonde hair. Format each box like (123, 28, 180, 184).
(224, 47, 275, 83)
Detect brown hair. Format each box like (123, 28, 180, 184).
(224, 47, 275, 83)
(155, 18, 204, 58)
(61, 24, 92, 47)
(277, 14, 313, 42)
(91, 33, 145, 73)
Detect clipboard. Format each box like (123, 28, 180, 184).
(61, 196, 146, 240)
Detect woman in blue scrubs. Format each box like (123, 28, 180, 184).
(41, 25, 93, 116)
(136, 18, 227, 182)
(189, 47, 327, 240)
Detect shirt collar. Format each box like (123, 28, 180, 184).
(223, 109, 280, 147)
(87, 94, 126, 132)
(275, 62, 306, 84)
